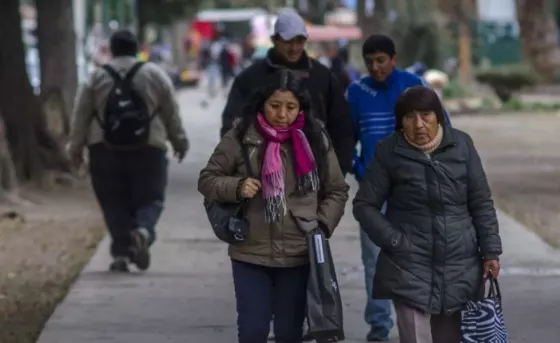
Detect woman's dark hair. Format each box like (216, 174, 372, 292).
(394, 85, 445, 131)
(237, 69, 331, 173)
(362, 34, 396, 57)
(110, 29, 138, 57)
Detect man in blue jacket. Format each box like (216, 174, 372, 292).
(346, 35, 450, 341)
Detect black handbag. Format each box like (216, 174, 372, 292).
(203, 142, 255, 244)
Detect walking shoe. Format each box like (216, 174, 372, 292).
(302, 319, 313, 341)
(267, 319, 274, 341)
(366, 327, 389, 342)
(109, 257, 129, 272)
(130, 228, 151, 271)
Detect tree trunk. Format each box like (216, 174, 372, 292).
(35, 0, 78, 138)
(0, 0, 70, 183)
(357, 0, 386, 37)
(517, 0, 560, 81)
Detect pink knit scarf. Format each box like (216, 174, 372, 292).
(255, 113, 318, 222)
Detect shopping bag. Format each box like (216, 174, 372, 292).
(306, 228, 345, 342)
(461, 276, 508, 343)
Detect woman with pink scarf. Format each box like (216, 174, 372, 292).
(198, 70, 349, 343)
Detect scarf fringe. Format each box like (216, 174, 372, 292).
(264, 194, 287, 223)
(263, 169, 319, 223)
(297, 169, 319, 194)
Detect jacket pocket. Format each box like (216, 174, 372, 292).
(289, 207, 318, 234)
(463, 225, 479, 257)
(385, 226, 411, 255)
(283, 207, 313, 257)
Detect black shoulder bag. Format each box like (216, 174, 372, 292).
(203, 142, 255, 244)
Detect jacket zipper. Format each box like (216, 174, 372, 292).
(426, 155, 436, 312)
(431, 156, 448, 314)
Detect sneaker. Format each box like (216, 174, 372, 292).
(366, 327, 389, 342)
(130, 228, 151, 271)
(109, 257, 129, 272)
(267, 319, 274, 341)
(302, 319, 313, 341)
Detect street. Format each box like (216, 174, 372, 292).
(37, 89, 560, 343)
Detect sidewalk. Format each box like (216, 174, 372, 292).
(37, 90, 560, 343)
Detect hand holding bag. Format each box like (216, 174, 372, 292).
(305, 227, 345, 342)
(203, 142, 254, 244)
(461, 276, 508, 343)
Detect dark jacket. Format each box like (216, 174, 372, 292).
(330, 55, 351, 90)
(220, 49, 354, 176)
(199, 122, 349, 267)
(353, 126, 502, 315)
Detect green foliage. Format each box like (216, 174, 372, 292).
(442, 79, 471, 99)
(475, 67, 537, 102)
(392, 21, 442, 69)
(137, 0, 204, 25)
(386, 0, 443, 69)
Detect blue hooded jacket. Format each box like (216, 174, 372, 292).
(345, 68, 450, 179)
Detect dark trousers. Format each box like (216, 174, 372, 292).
(89, 143, 168, 258)
(232, 260, 308, 343)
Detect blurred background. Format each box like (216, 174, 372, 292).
(2, 2, 560, 343)
(11, 0, 560, 118)
(3, 0, 560, 236)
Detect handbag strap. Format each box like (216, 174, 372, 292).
(487, 276, 502, 300)
(238, 141, 255, 216)
(240, 143, 255, 178)
(479, 276, 502, 301)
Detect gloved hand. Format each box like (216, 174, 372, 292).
(173, 137, 189, 163)
(66, 143, 84, 168)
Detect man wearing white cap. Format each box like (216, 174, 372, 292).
(220, 9, 353, 178)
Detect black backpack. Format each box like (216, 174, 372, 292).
(97, 62, 153, 148)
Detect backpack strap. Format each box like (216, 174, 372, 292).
(101, 62, 145, 88)
(101, 64, 122, 82)
(239, 141, 256, 215)
(123, 61, 145, 86)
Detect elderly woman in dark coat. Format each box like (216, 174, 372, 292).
(352, 86, 503, 343)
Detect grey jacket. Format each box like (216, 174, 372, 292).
(69, 57, 186, 153)
(353, 126, 502, 315)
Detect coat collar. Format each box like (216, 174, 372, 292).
(242, 123, 264, 146)
(394, 125, 456, 163)
(266, 48, 312, 79)
(366, 68, 399, 89)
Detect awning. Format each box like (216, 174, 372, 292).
(306, 25, 362, 42)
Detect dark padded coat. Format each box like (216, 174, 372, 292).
(353, 126, 502, 315)
(220, 49, 354, 176)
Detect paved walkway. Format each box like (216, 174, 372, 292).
(38, 90, 560, 343)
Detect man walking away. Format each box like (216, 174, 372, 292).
(346, 34, 450, 342)
(207, 35, 224, 97)
(220, 9, 353, 176)
(68, 30, 188, 273)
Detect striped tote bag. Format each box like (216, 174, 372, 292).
(461, 277, 508, 343)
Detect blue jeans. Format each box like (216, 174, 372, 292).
(360, 228, 394, 336)
(232, 260, 308, 343)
